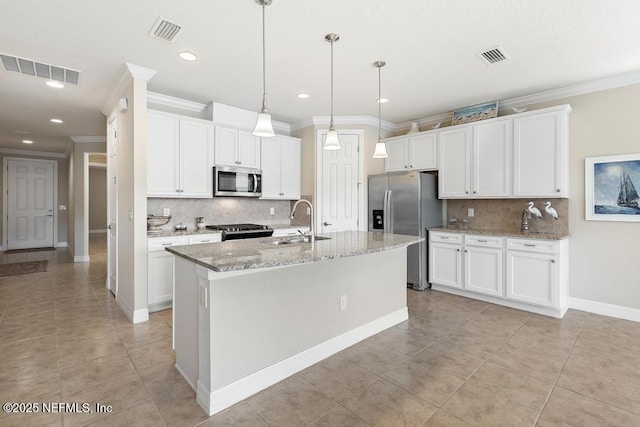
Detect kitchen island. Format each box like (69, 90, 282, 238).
(166, 230, 421, 415)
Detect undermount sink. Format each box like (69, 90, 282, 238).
(264, 236, 331, 245)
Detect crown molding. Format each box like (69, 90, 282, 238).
(271, 120, 291, 135)
(125, 63, 157, 82)
(303, 116, 396, 132)
(395, 112, 453, 133)
(147, 91, 208, 112)
(499, 70, 640, 111)
(0, 147, 67, 158)
(71, 136, 106, 143)
(289, 117, 315, 133)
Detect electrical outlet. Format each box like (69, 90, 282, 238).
(269, 207, 275, 215)
(306, 207, 311, 215)
(467, 208, 475, 217)
(340, 295, 347, 311)
(163, 208, 170, 216)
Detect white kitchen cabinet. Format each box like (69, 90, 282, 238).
(513, 106, 570, 198)
(429, 232, 463, 289)
(214, 126, 261, 169)
(147, 111, 214, 198)
(472, 119, 511, 197)
(505, 238, 567, 309)
(187, 234, 222, 244)
(384, 132, 437, 172)
(148, 236, 188, 312)
(438, 127, 472, 197)
(463, 235, 504, 297)
(261, 135, 301, 200)
(430, 231, 569, 317)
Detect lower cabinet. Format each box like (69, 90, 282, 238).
(272, 227, 310, 238)
(429, 231, 569, 317)
(147, 234, 221, 313)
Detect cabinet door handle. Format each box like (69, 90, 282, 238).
(550, 259, 556, 263)
(323, 221, 332, 226)
(440, 236, 449, 240)
(477, 239, 487, 243)
(404, 165, 408, 169)
(200, 240, 210, 243)
(162, 243, 173, 246)
(524, 243, 536, 247)
(410, 165, 413, 168)
(556, 189, 561, 192)
(465, 191, 469, 194)
(464, 249, 468, 253)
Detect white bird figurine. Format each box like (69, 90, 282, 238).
(544, 201, 559, 220)
(526, 202, 543, 219)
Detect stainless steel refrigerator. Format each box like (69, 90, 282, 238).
(368, 171, 442, 290)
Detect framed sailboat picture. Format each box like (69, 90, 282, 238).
(585, 153, 640, 222)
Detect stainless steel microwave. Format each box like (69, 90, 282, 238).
(213, 166, 262, 197)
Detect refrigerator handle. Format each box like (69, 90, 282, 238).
(386, 190, 393, 233)
(383, 190, 389, 232)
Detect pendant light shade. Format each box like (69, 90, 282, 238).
(253, 0, 275, 138)
(372, 60, 388, 158)
(324, 33, 341, 150)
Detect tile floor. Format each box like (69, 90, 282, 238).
(1, 235, 640, 426)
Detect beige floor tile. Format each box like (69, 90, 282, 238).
(0, 335, 58, 362)
(201, 402, 268, 427)
(0, 372, 61, 412)
(308, 405, 368, 427)
(61, 374, 150, 427)
(423, 410, 470, 427)
(82, 400, 164, 427)
(373, 325, 442, 356)
(556, 345, 640, 414)
(127, 338, 175, 371)
(152, 385, 209, 427)
(0, 349, 58, 385)
(138, 362, 190, 399)
(411, 341, 485, 379)
(0, 411, 63, 427)
(0, 321, 57, 344)
(343, 379, 437, 426)
(537, 386, 640, 426)
(300, 355, 378, 403)
(442, 362, 552, 426)
(437, 323, 511, 360)
(248, 375, 338, 426)
(59, 353, 137, 395)
(57, 334, 127, 368)
(382, 358, 466, 407)
(338, 337, 410, 376)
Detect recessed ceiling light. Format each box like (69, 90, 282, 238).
(46, 80, 64, 89)
(377, 98, 389, 104)
(296, 92, 310, 99)
(50, 118, 63, 124)
(22, 139, 34, 144)
(178, 51, 197, 62)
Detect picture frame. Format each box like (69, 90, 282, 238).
(452, 101, 498, 126)
(585, 153, 640, 222)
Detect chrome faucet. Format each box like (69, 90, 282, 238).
(290, 199, 314, 242)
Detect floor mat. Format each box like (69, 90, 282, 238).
(3, 247, 55, 254)
(0, 260, 48, 277)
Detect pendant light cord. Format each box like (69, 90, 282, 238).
(330, 37, 335, 130)
(261, 2, 267, 112)
(378, 65, 382, 140)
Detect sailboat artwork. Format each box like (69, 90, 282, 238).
(592, 157, 640, 216)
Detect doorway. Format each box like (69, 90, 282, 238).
(3, 157, 57, 250)
(315, 129, 365, 233)
(106, 114, 118, 297)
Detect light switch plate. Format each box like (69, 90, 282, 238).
(269, 207, 275, 215)
(468, 208, 475, 217)
(163, 208, 170, 216)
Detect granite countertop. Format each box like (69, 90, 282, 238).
(427, 226, 570, 240)
(165, 230, 422, 272)
(147, 228, 222, 238)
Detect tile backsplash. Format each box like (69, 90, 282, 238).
(446, 198, 569, 235)
(147, 198, 294, 230)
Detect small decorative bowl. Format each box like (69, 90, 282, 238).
(147, 215, 171, 230)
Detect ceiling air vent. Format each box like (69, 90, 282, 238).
(0, 53, 80, 84)
(478, 47, 510, 65)
(149, 17, 183, 42)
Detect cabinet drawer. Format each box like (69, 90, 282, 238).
(188, 234, 221, 244)
(465, 235, 503, 248)
(430, 232, 462, 244)
(148, 236, 188, 252)
(506, 238, 557, 254)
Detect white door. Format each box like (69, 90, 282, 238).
(438, 127, 472, 198)
(429, 242, 462, 289)
(237, 131, 261, 169)
(384, 137, 409, 172)
(464, 245, 503, 297)
(179, 119, 214, 197)
(506, 250, 557, 308)
(320, 132, 360, 232)
(107, 115, 118, 296)
(410, 133, 438, 170)
(6, 159, 55, 250)
(472, 119, 511, 197)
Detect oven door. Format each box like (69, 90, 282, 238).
(214, 166, 262, 197)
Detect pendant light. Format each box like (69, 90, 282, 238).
(323, 33, 341, 150)
(253, 0, 275, 137)
(372, 60, 388, 158)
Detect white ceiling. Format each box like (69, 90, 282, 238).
(2, 0, 640, 154)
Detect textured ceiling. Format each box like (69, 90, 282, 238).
(2, 0, 640, 153)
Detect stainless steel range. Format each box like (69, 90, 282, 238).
(205, 223, 274, 241)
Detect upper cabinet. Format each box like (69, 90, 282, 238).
(438, 104, 570, 199)
(214, 126, 261, 169)
(147, 111, 214, 198)
(261, 135, 301, 200)
(513, 106, 570, 197)
(384, 132, 438, 172)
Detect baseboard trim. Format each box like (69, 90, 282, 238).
(117, 297, 149, 324)
(568, 297, 640, 323)
(55, 241, 68, 248)
(197, 307, 408, 416)
(89, 229, 108, 234)
(73, 255, 90, 263)
(133, 308, 149, 324)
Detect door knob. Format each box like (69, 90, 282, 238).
(323, 222, 332, 226)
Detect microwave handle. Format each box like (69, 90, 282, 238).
(251, 173, 257, 192)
